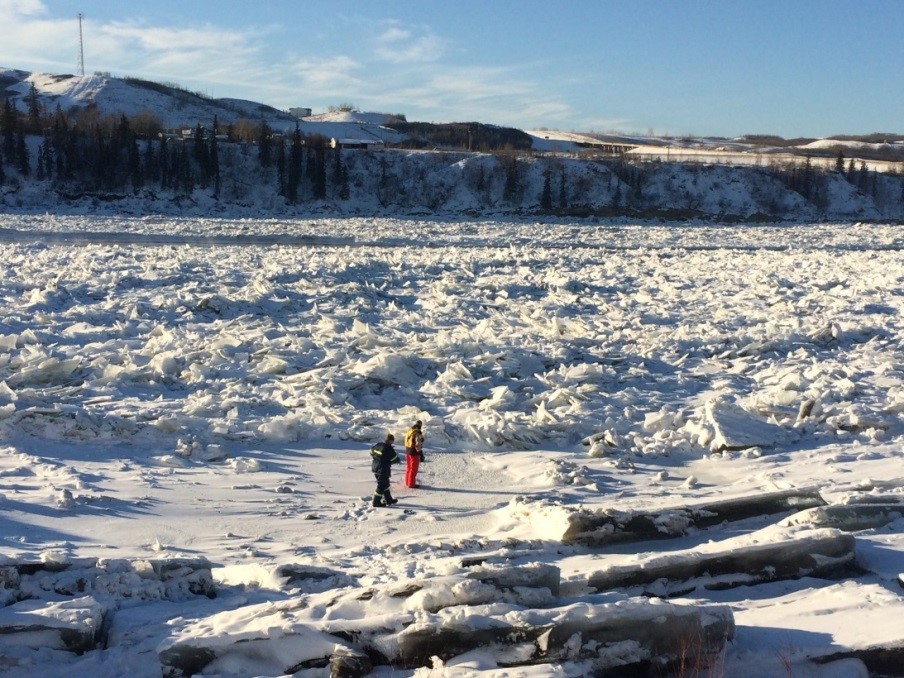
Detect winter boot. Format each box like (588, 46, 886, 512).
(384, 491, 398, 505)
(372, 495, 386, 507)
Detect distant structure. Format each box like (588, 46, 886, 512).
(330, 138, 385, 151)
(289, 107, 312, 118)
(77, 12, 85, 76)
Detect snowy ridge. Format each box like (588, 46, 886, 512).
(0, 67, 404, 142)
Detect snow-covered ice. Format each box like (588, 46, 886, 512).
(0, 215, 902, 676)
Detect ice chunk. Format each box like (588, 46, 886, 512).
(705, 399, 786, 452)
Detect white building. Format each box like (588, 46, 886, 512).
(330, 138, 385, 151)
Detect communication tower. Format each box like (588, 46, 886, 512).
(77, 13, 85, 76)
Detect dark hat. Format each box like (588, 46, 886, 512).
(386, 433, 395, 442)
(415, 420, 422, 427)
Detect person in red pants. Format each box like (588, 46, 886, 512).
(403, 420, 425, 488)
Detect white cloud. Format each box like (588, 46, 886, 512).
(374, 21, 444, 64)
(88, 20, 267, 87)
(366, 65, 556, 124)
(0, 14, 78, 73)
(102, 22, 253, 53)
(290, 56, 362, 92)
(0, 0, 46, 17)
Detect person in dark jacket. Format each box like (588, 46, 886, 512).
(371, 433, 400, 507)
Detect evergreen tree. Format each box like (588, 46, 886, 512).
(802, 156, 813, 199)
(39, 138, 53, 181)
(163, 140, 177, 190)
(158, 138, 170, 188)
(540, 167, 552, 210)
(502, 154, 519, 204)
(257, 118, 272, 167)
(192, 123, 205, 161)
(142, 134, 157, 184)
(378, 155, 391, 207)
(286, 121, 302, 203)
(558, 166, 567, 209)
(128, 137, 142, 191)
(305, 142, 316, 194)
(62, 123, 78, 183)
(15, 129, 29, 177)
(1, 99, 16, 160)
(276, 139, 286, 196)
(36, 143, 45, 180)
(210, 116, 220, 199)
(91, 124, 115, 189)
(834, 149, 844, 173)
(313, 138, 326, 199)
(25, 83, 42, 133)
(178, 143, 193, 194)
(192, 123, 210, 188)
(51, 106, 68, 179)
(333, 149, 349, 200)
(339, 168, 350, 200)
(43, 142, 57, 180)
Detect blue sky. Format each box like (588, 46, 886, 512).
(2, 0, 902, 138)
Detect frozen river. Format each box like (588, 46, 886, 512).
(0, 215, 902, 677)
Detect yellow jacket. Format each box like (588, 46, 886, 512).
(404, 426, 424, 452)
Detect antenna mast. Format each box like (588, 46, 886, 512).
(77, 13, 85, 76)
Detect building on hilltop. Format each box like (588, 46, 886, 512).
(330, 138, 385, 151)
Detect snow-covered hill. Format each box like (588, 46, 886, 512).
(0, 67, 405, 143)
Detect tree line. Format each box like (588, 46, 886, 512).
(2, 92, 901, 215)
(0, 91, 347, 203)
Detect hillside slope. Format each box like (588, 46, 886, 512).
(0, 67, 405, 143)
(2, 145, 901, 221)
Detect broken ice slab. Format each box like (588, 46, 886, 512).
(396, 598, 735, 673)
(0, 595, 108, 654)
(780, 504, 904, 532)
(561, 487, 826, 546)
(158, 622, 372, 678)
(587, 528, 856, 596)
(274, 563, 357, 592)
(464, 563, 561, 597)
(705, 399, 788, 452)
(157, 568, 566, 675)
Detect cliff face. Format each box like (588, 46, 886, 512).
(2, 144, 901, 221)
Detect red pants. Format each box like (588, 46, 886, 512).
(404, 452, 420, 488)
